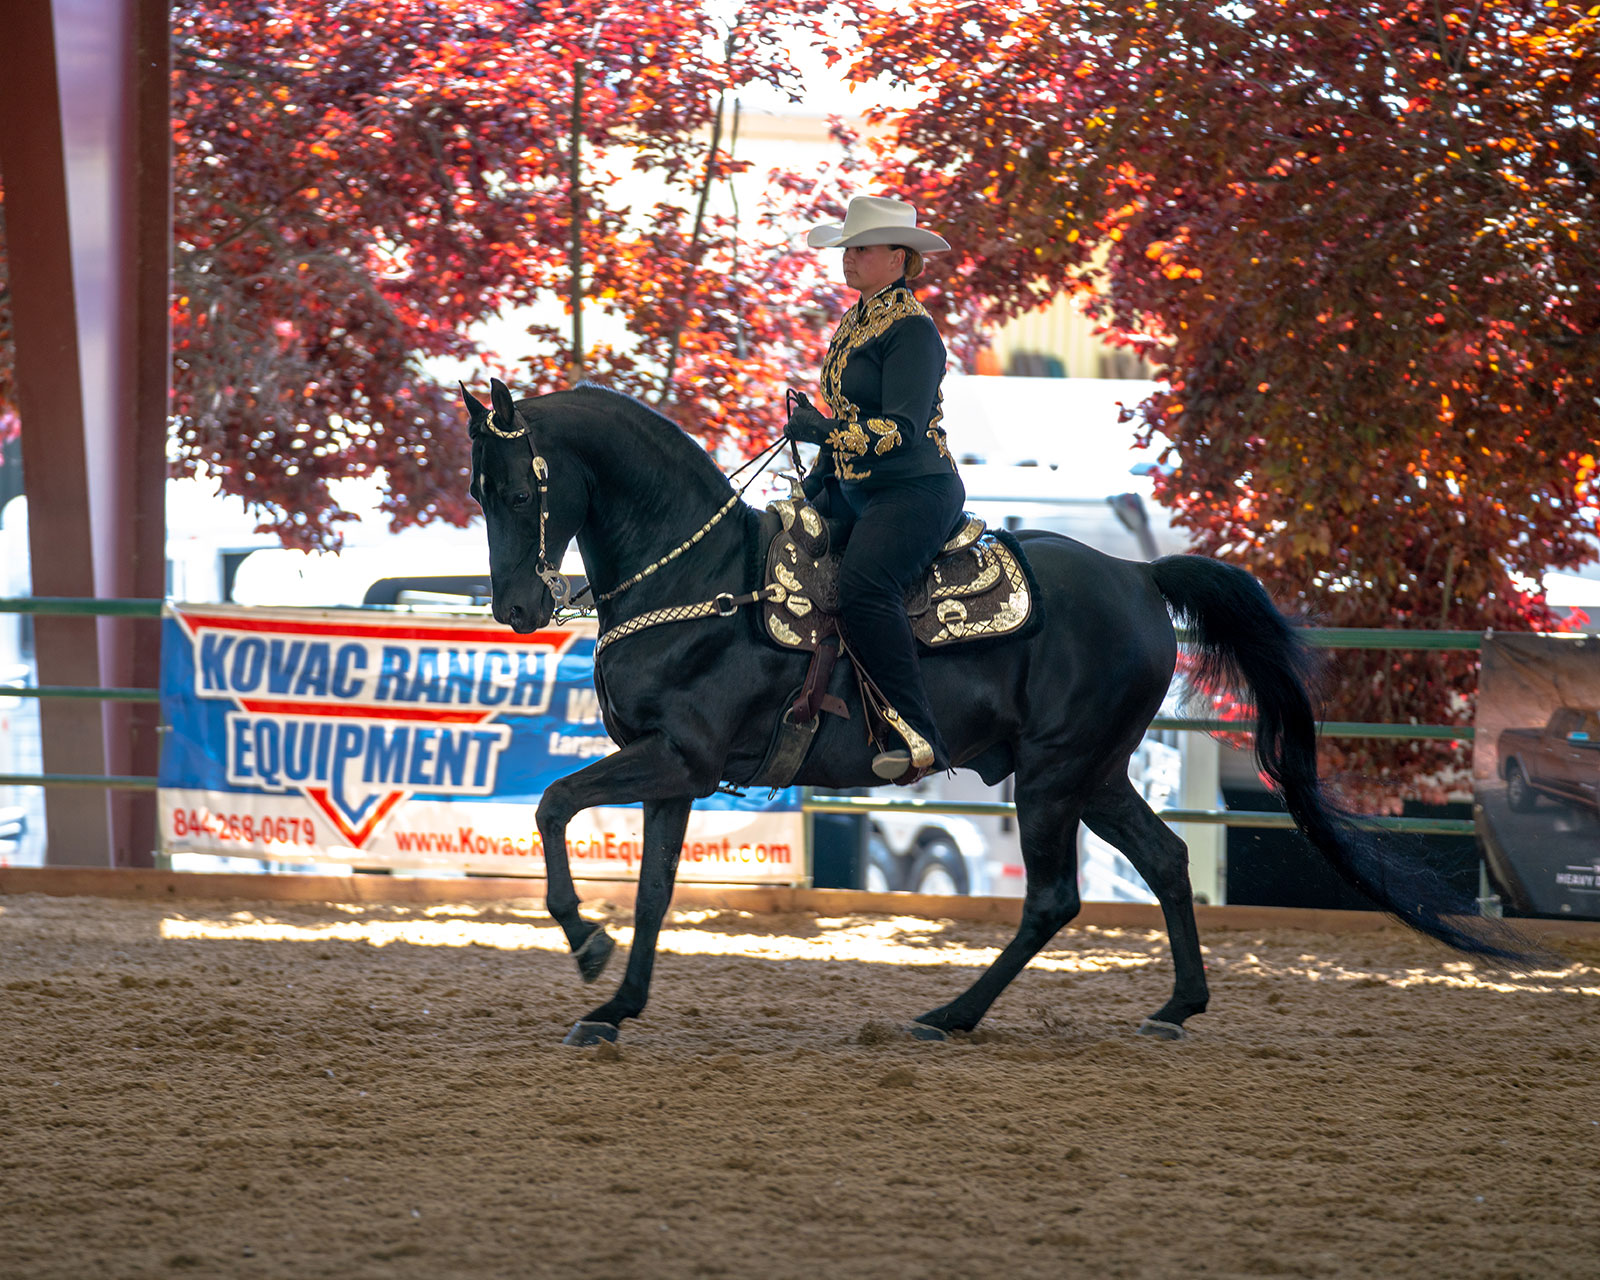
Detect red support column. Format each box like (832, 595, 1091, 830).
(101, 0, 171, 868)
(0, 0, 112, 866)
(0, 0, 170, 867)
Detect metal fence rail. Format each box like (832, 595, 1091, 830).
(1149, 716, 1473, 741)
(4, 686, 159, 702)
(800, 794, 1475, 837)
(0, 597, 163, 618)
(0, 599, 166, 790)
(1300, 628, 1485, 650)
(1, 597, 1485, 837)
(0, 772, 158, 790)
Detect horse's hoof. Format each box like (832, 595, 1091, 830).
(909, 1022, 949, 1042)
(563, 1020, 620, 1047)
(1137, 1018, 1186, 1041)
(573, 928, 615, 984)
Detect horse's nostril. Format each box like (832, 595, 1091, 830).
(507, 604, 524, 624)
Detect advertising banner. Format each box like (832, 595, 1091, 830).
(1473, 632, 1600, 917)
(157, 604, 804, 884)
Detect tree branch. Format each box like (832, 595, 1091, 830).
(661, 33, 733, 399)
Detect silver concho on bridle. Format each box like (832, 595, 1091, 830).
(485, 407, 571, 606)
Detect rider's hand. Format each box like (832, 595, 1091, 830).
(783, 392, 832, 446)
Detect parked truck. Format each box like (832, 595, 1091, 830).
(1498, 707, 1600, 814)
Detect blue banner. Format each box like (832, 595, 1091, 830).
(158, 604, 804, 882)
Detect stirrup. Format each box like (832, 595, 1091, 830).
(880, 707, 934, 773)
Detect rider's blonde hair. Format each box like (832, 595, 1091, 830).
(893, 246, 926, 281)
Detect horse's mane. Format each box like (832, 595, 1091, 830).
(561, 383, 736, 497)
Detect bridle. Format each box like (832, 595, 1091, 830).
(481, 406, 571, 607)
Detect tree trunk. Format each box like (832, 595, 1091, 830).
(728, 96, 745, 360)
(662, 29, 741, 403)
(661, 87, 727, 402)
(568, 60, 585, 385)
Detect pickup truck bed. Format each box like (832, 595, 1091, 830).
(1498, 707, 1600, 814)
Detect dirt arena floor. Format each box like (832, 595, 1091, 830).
(2, 890, 1598, 1280)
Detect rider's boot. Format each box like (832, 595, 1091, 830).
(872, 707, 945, 784)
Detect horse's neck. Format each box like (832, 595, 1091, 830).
(569, 413, 747, 611)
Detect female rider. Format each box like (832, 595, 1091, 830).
(784, 196, 966, 783)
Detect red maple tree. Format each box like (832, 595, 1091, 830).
(0, 4, 992, 547)
(851, 0, 1600, 806)
(0, 0, 870, 545)
(165, 0, 856, 547)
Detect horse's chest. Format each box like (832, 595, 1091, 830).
(591, 639, 723, 744)
(589, 659, 640, 746)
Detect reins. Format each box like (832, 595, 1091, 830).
(593, 493, 743, 603)
(572, 433, 791, 616)
(727, 432, 793, 492)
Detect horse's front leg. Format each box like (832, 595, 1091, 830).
(563, 796, 691, 1046)
(532, 733, 703, 1032)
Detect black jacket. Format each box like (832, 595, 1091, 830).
(808, 279, 958, 487)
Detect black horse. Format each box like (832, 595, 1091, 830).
(462, 378, 1522, 1046)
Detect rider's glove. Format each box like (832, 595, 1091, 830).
(783, 392, 833, 446)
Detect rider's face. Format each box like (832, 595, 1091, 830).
(841, 244, 906, 298)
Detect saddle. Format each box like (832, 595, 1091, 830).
(742, 496, 1035, 790)
(760, 497, 1034, 653)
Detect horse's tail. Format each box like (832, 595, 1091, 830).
(1147, 554, 1537, 964)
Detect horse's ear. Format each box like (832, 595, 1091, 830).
(489, 378, 518, 433)
(459, 382, 487, 433)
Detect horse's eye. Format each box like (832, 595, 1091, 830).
(508, 491, 532, 509)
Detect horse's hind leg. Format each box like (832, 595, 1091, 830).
(911, 780, 1086, 1039)
(1082, 775, 1209, 1039)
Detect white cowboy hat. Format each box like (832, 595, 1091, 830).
(805, 196, 950, 254)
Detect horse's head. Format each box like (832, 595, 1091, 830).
(462, 378, 588, 633)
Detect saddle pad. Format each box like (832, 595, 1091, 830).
(760, 503, 1034, 651)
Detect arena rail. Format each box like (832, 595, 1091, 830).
(0, 597, 164, 791)
(808, 626, 1487, 836)
(0, 597, 1483, 837)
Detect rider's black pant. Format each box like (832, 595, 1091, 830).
(819, 470, 966, 768)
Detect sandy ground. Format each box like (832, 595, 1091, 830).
(1, 891, 1598, 1280)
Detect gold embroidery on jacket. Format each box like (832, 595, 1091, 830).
(866, 417, 902, 455)
(820, 286, 933, 474)
(926, 391, 952, 462)
(826, 419, 869, 460)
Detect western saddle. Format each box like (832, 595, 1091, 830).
(744, 495, 1034, 788)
